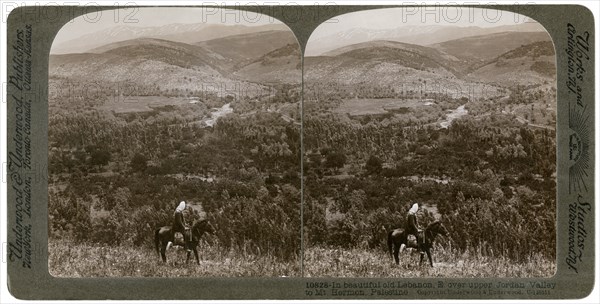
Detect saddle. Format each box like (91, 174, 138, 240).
(407, 230, 425, 247)
(174, 227, 192, 245)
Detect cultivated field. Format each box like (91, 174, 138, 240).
(333, 99, 428, 116)
(97, 96, 201, 114)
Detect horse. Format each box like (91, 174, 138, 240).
(154, 219, 214, 264)
(387, 220, 448, 267)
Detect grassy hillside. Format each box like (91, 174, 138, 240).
(196, 30, 298, 71)
(304, 247, 555, 278)
(324, 40, 459, 70)
(49, 242, 300, 277)
(50, 51, 259, 97)
(52, 23, 289, 54)
(49, 34, 301, 97)
(305, 40, 502, 100)
(467, 41, 556, 87)
(430, 31, 552, 69)
(305, 22, 548, 56)
(234, 43, 302, 84)
(306, 40, 457, 84)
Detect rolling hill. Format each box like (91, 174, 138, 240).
(50, 38, 268, 96)
(234, 43, 301, 84)
(88, 38, 222, 70)
(304, 36, 558, 102)
(50, 28, 304, 99)
(52, 23, 289, 54)
(195, 30, 298, 72)
(306, 22, 548, 56)
(304, 40, 472, 95)
(323, 40, 460, 71)
(49, 51, 237, 95)
(305, 30, 556, 96)
(430, 31, 553, 69)
(466, 41, 556, 87)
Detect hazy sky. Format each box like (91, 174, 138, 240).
(54, 7, 281, 45)
(54, 6, 536, 45)
(311, 7, 534, 40)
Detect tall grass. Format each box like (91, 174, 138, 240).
(48, 241, 300, 277)
(49, 241, 554, 278)
(303, 246, 555, 278)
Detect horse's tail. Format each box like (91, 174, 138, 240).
(387, 230, 394, 258)
(154, 228, 161, 256)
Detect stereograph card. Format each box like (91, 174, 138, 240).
(3, 3, 596, 300)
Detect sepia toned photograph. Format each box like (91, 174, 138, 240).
(303, 7, 557, 277)
(4, 2, 597, 300)
(47, 7, 302, 277)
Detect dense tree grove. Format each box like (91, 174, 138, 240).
(302, 87, 556, 262)
(49, 76, 556, 264)
(49, 85, 302, 260)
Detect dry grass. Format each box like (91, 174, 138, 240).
(303, 246, 555, 278)
(48, 241, 300, 277)
(48, 241, 554, 278)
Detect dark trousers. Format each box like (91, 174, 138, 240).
(173, 211, 186, 235)
(406, 214, 419, 236)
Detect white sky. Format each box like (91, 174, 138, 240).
(54, 6, 536, 45)
(54, 7, 282, 45)
(311, 7, 534, 40)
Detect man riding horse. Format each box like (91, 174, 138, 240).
(167, 200, 192, 252)
(406, 202, 423, 246)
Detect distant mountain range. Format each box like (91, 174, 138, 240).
(234, 43, 301, 84)
(305, 22, 547, 56)
(305, 31, 555, 93)
(50, 24, 555, 101)
(323, 40, 459, 69)
(50, 29, 301, 95)
(466, 41, 556, 87)
(195, 30, 298, 72)
(430, 31, 552, 68)
(51, 23, 289, 54)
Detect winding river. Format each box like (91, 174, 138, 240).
(204, 103, 233, 127)
(440, 105, 468, 129)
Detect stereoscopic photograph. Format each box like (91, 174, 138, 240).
(47, 6, 558, 280)
(303, 7, 557, 277)
(48, 7, 302, 277)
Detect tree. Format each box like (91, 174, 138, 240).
(130, 153, 148, 173)
(73, 198, 91, 242)
(89, 149, 111, 169)
(325, 151, 346, 169)
(365, 155, 382, 175)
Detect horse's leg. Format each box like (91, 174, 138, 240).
(387, 231, 393, 260)
(155, 229, 161, 257)
(393, 243, 400, 265)
(193, 247, 200, 265)
(161, 242, 167, 263)
(419, 249, 425, 266)
(186, 250, 191, 264)
(426, 247, 433, 267)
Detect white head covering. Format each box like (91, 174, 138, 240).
(176, 201, 186, 212)
(408, 202, 419, 215)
